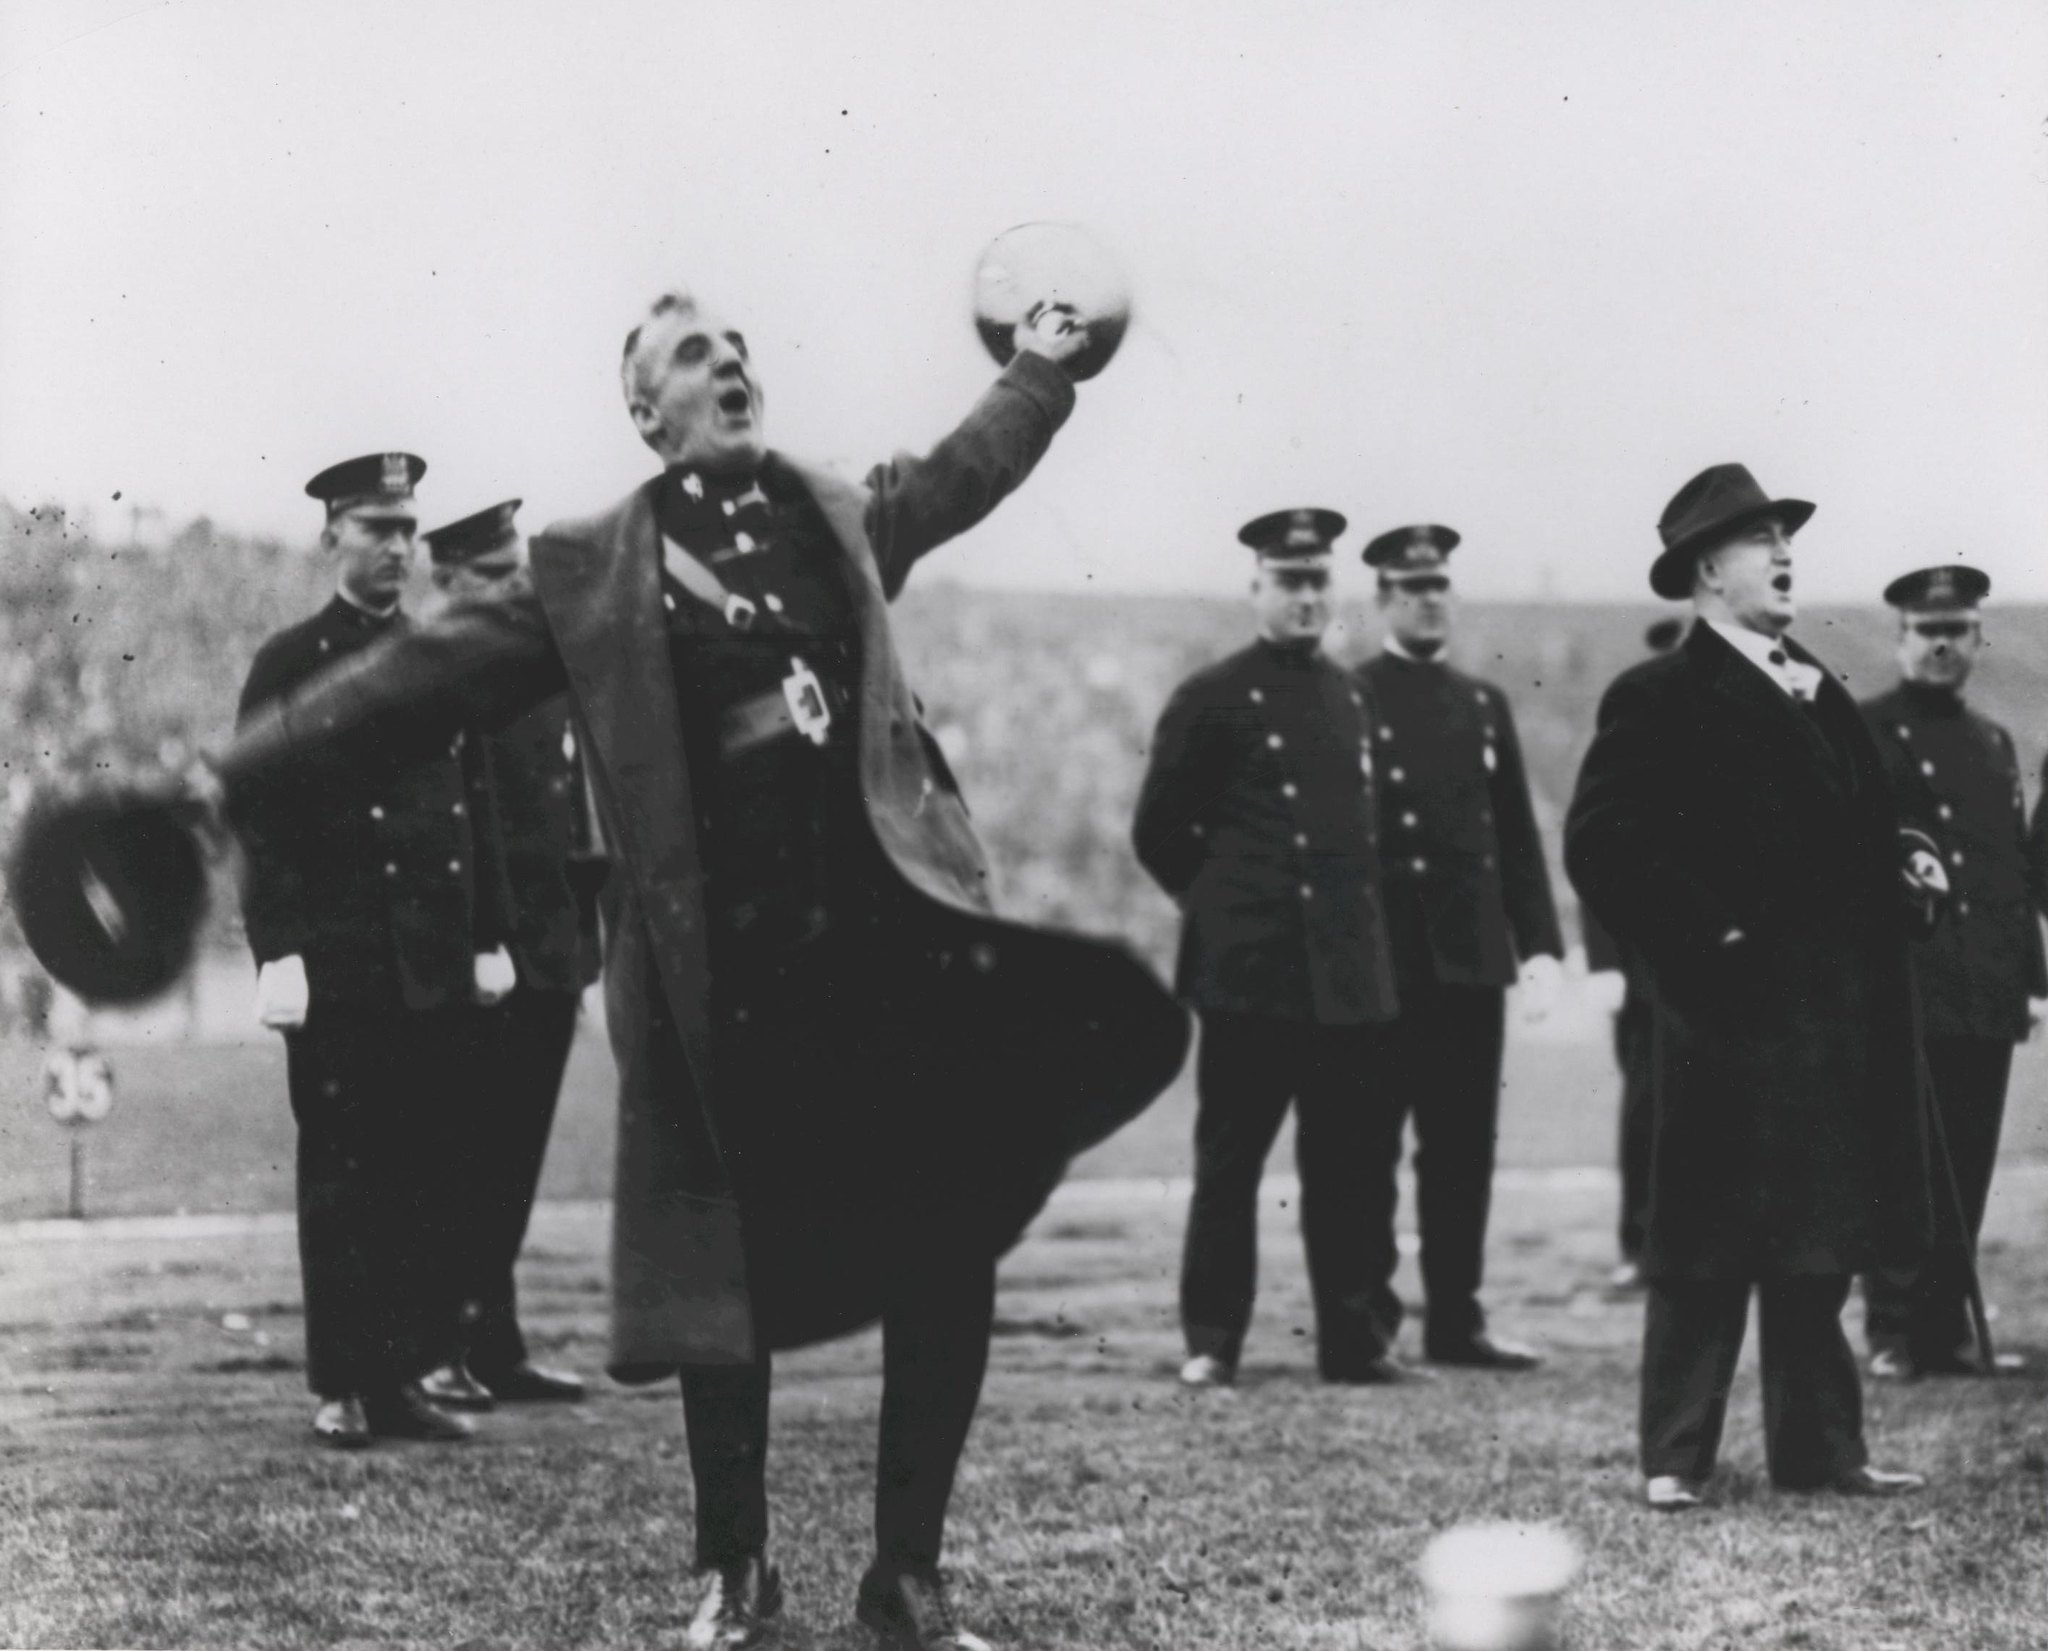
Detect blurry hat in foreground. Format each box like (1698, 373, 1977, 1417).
(6, 786, 210, 1005)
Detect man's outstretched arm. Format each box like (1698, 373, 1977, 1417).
(217, 585, 565, 794)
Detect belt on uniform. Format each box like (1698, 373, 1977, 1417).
(719, 660, 844, 757)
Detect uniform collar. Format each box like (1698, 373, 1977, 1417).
(332, 581, 402, 626)
(1381, 634, 1445, 665)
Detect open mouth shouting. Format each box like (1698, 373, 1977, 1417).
(716, 381, 755, 422)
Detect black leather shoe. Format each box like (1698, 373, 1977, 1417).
(1823, 1465, 1926, 1498)
(419, 1361, 498, 1411)
(1322, 1354, 1435, 1386)
(856, 1567, 991, 1651)
(363, 1383, 475, 1442)
(1425, 1333, 1543, 1372)
(473, 1360, 587, 1403)
(312, 1395, 371, 1449)
(685, 1555, 784, 1650)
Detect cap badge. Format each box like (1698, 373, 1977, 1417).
(381, 453, 410, 493)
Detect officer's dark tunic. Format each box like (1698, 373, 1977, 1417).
(458, 697, 604, 1378)
(1351, 647, 1562, 1349)
(1861, 681, 2047, 1359)
(653, 467, 994, 1574)
(1134, 638, 1399, 1374)
(234, 595, 498, 1398)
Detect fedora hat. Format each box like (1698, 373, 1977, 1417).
(1649, 464, 1814, 600)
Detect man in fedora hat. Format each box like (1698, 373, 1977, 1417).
(1565, 462, 1952, 1510)
(1133, 508, 1407, 1389)
(232, 452, 513, 1449)
(413, 500, 600, 1414)
(1347, 524, 1563, 1373)
(209, 292, 1186, 1651)
(1583, 615, 1687, 1293)
(1858, 564, 2044, 1379)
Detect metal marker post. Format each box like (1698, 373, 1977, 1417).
(43, 1046, 115, 1220)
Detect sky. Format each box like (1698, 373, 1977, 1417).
(2, 0, 2044, 600)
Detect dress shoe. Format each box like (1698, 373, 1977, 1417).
(363, 1383, 476, 1443)
(419, 1361, 498, 1411)
(311, 1395, 371, 1450)
(1867, 1347, 1919, 1381)
(1425, 1333, 1543, 1372)
(473, 1360, 587, 1403)
(1822, 1465, 1925, 1498)
(684, 1555, 784, 1650)
(1322, 1353, 1434, 1386)
(856, 1567, 991, 1651)
(1644, 1475, 1705, 1512)
(1177, 1353, 1234, 1389)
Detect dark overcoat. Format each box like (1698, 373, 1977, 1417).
(1860, 684, 2046, 1042)
(1563, 624, 1953, 1280)
(220, 355, 1190, 1370)
(1132, 639, 1398, 1025)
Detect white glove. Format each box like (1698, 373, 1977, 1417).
(473, 947, 516, 1005)
(254, 955, 309, 1031)
(1516, 953, 1564, 1025)
(1586, 970, 1628, 1015)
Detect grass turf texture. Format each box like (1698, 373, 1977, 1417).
(6, 1172, 2048, 1646)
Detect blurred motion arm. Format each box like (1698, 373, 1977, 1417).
(218, 587, 565, 798)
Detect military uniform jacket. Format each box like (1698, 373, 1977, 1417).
(233, 596, 504, 1010)
(1133, 639, 1397, 1025)
(218, 353, 1189, 1370)
(1354, 649, 1562, 988)
(1565, 625, 1955, 1278)
(469, 697, 603, 995)
(1862, 684, 2046, 1042)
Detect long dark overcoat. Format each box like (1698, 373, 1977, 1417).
(1563, 624, 1954, 1280)
(221, 355, 1190, 1371)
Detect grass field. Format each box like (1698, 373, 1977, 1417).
(7, 1165, 2048, 1647)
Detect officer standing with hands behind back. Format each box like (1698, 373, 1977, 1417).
(1859, 564, 2044, 1379)
(233, 452, 514, 1449)
(1134, 508, 1407, 1390)
(1350, 524, 1563, 1372)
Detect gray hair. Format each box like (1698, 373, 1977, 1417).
(619, 287, 700, 405)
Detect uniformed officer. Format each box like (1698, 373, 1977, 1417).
(416, 501, 600, 1410)
(1134, 508, 1406, 1388)
(1349, 524, 1564, 1371)
(1585, 615, 1688, 1292)
(232, 452, 513, 1448)
(1860, 564, 2045, 1378)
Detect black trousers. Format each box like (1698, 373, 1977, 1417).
(1180, 1012, 1392, 1375)
(284, 1003, 468, 1397)
(1613, 990, 1655, 1264)
(452, 983, 582, 1375)
(1864, 1034, 2015, 1359)
(681, 1256, 996, 1574)
(678, 900, 1001, 1576)
(1641, 1275, 1866, 1486)
(1353, 978, 1506, 1348)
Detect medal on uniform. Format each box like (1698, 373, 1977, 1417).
(782, 657, 832, 745)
